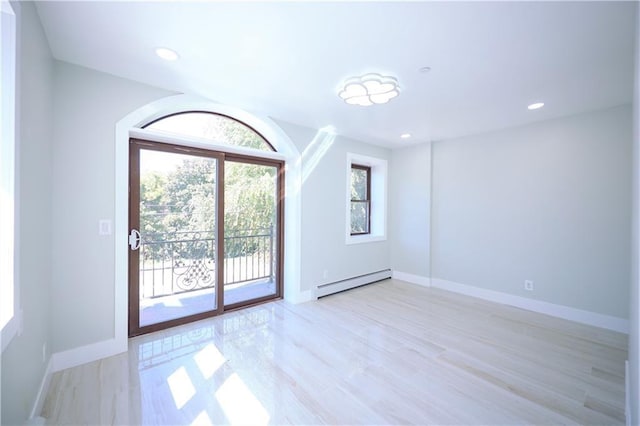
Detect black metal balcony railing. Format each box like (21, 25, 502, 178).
(139, 228, 274, 300)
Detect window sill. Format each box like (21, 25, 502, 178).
(346, 234, 387, 245)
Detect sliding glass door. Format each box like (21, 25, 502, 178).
(223, 158, 281, 308)
(129, 140, 283, 336)
(129, 141, 223, 335)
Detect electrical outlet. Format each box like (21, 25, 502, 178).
(524, 280, 534, 291)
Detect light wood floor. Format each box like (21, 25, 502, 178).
(41, 279, 628, 425)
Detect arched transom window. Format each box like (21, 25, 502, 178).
(144, 111, 276, 152)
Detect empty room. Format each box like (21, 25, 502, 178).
(1, 1, 639, 425)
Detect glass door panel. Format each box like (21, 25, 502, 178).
(129, 141, 222, 335)
(223, 160, 279, 307)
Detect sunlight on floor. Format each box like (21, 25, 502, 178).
(215, 373, 270, 425)
(194, 343, 226, 380)
(152, 326, 269, 425)
(167, 366, 196, 409)
(190, 410, 214, 426)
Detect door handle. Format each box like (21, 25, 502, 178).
(129, 229, 141, 250)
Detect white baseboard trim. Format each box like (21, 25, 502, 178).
(392, 271, 431, 287)
(431, 278, 629, 334)
(51, 337, 127, 373)
(316, 269, 392, 298)
(29, 357, 53, 420)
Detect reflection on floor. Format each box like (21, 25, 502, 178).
(41, 279, 627, 425)
(140, 279, 276, 326)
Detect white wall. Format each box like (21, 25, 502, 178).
(628, 3, 639, 424)
(46, 61, 390, 354)
(1, 2, 53, 424)
(390, 142, 431, 278)
(275, 121, 391, 292)
(432, 105, 632, 319)
(50, 62, 172, 352)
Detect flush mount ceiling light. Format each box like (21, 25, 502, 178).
(400, 133, 412, 139)
(155, 47, 179, 61)
(338, 73, 400, 106)
(527, 102, 544, 110)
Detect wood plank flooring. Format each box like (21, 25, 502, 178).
(41, 279, 628, 425)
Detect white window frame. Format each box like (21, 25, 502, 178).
(345, 153, 387, 245)
(1, 0, 19, 352)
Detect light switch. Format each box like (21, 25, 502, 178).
(99, 219, 112, 236)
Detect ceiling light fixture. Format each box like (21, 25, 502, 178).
(419, 66, 432, 74)
(400, 133, 411, 139)
(527, 102, 544, 110)
(338, 73, 400, 106)
(155, 47, 179, 61)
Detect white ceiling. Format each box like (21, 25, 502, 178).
(35, 1, 637, 148)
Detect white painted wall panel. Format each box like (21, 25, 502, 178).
(1, 2, 53, 423)
(274, 121, 391, 292)
(432, 105, 632, 319)
(390, 142, 431, 277)
(50, 63, 172, 352)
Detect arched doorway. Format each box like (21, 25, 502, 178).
(115, 95, 303, 342)
(128, 112, 284, 335)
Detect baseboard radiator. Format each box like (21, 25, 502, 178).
(316, 269, 392, 298)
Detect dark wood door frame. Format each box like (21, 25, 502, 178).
(222, 155, 285, 311)
(128, 138, 284, 337)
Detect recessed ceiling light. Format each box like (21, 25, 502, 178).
(338, 73, 400, 106)
(527, 102, 544, 110)
(400, 133, 411, 139)
(419, 66, 431, 74)
(155, 47, 179, 61)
